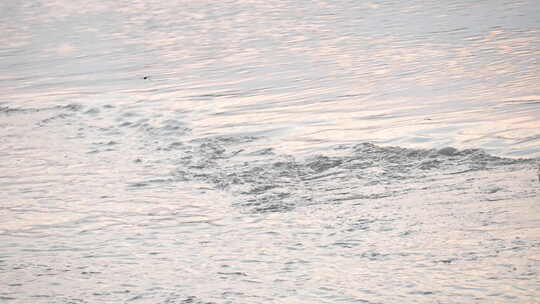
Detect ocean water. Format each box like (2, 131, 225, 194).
(1, 0, 539, 303)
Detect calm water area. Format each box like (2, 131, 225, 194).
(1, 0, 539, 303)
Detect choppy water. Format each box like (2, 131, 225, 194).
(1, 0, 540, 303)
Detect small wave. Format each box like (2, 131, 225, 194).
(59, 103, 536, 214)
(0, 103, 83, 115)
(158, 137, 537, 213)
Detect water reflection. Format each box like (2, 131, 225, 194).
(2, 0, 538, 157)
(1, 0, 540, 303)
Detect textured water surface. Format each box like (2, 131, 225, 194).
(1, 0, 539, 303)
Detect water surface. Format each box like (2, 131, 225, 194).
(1, 0, 539, 303)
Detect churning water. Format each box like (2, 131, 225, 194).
(1, 0, 539, 303)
